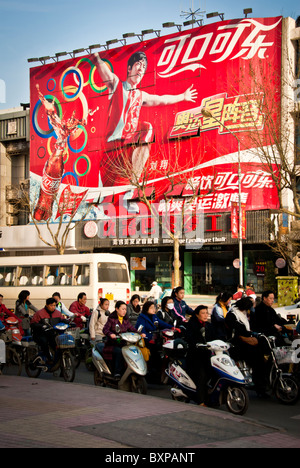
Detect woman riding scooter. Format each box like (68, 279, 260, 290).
(136, 301, 173, 383)
(225, 297, 268, 398)
(102, 301, 145, 379)
(185, 305, 216, 405)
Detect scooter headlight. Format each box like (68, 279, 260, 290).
(219, 357, 232, 366)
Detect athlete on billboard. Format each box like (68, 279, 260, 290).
(93, 51, 198, 188)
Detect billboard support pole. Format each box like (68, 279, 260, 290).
(201, 108, 244, 285)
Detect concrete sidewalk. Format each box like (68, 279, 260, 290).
(0, 376, 300, 449)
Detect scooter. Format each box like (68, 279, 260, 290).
(92, 325, 147, 394)
(0, 325, 6, 371)
(0, 317, 23, 375)
(4, 317, 23, 346)
(165, 339, 249, 415)
(25, 322, 76, 382)
(236, 334, 299, 405)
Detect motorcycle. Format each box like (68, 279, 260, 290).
(0, 329, 6, 372)
(165, 339, 249, 416)
(236, 334, 299, 405)
(92, 325, 148, 394)
(25, 322, 76, 382)
(0, 317, 23, 375)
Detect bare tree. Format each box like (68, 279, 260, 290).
(15, 182, 92, 255)
(228, 50, 300, 272)
(100, 136, 209, 287)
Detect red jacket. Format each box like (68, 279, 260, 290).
(31, 307, 65, 324)
(69, 301, 91, 329)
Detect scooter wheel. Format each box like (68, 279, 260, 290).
(130, 375, 147, 394)
(94, 370, 105, 387)
(25, 359, 42, 378)
(226, 386, 249, 415)
(274, 376, 299, 405)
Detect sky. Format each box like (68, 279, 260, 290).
(0, 0, 299, 110)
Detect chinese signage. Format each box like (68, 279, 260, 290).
(29, 17, 282, 223)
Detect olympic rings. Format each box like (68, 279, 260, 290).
(74, 154, 91, 177)
(67, 125, 88, 153)
(32, 95, 62, 139)
(60, 67, 84, 101)
(89, 58, 113, 94)
(47, 78, 56, 92)
(61, 172, 79, 186)
(37, 146, 46, 159)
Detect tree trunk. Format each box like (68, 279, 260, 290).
(173, 237, 180, 288)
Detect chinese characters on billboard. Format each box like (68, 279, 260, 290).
(29, 17, 282, 239)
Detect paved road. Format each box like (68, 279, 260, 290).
(1, 374, 300, 450)
(12, 360, 300, 443)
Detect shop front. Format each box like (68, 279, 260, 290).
(76, 209, 280, 296)
(183, 244, 282, 296)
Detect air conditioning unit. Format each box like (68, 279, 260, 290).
(6, 203, 18, 215)
(19, 179, 30, 190)
(6, 186, 20, 202)
(6, 215, 18, 226)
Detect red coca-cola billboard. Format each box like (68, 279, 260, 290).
(29, 16, 282, 222)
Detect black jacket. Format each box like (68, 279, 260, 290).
(251, 301, 284, 336)
(185, 313, 215, 350)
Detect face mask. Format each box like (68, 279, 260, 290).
(167, 303, 174, 310)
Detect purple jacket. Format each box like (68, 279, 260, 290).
(102, 311, 137, 361)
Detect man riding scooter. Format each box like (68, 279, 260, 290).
(31, 298, 69, 363)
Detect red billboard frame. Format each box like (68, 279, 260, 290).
(29, 17, 282, 222)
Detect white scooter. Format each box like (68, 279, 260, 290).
(165, 339, 249, 415)
(92, 325, 148, 394)
(0, 332, 5, 370)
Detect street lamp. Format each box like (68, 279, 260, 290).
(201, 108, 244, 285)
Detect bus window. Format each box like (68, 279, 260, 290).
(98, 263, 129, 283)
(3, 267, 17, 286)
(57, 265, 72, 285)
(74, 264, 90, 286)
(18, 266, 31, 286)
(0, 268, 4, 286)
(29, 266, 44, 286)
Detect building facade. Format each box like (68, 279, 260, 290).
(0, 16, 299, 297)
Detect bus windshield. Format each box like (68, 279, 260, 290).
(98, 263, 129, 283)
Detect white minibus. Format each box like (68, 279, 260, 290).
(0, 253, 131, 311)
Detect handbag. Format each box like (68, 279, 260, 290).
(139, 338, 151, 362)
